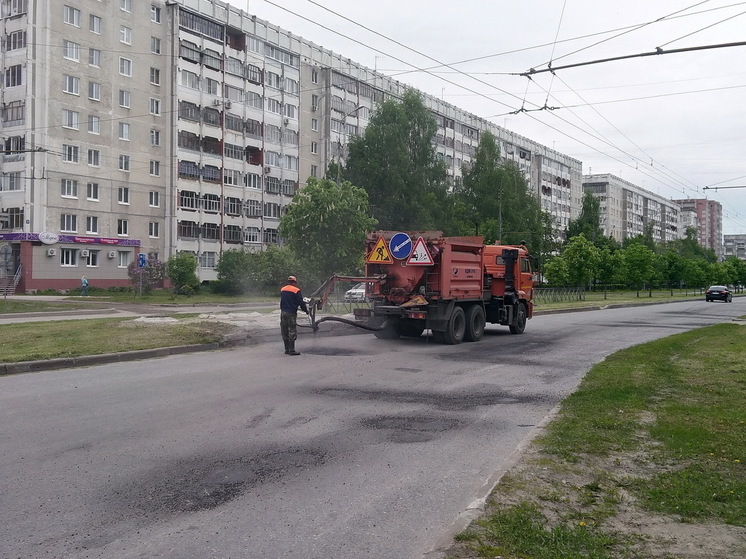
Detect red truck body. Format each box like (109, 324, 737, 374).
(354, 231, 534, 344)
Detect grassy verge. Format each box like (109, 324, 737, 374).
(448, 322, 746, 558)
(0, 317, 237, 362)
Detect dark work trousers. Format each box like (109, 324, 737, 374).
(280, 311, 298, 342)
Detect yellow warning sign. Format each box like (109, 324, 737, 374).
(366, 237, 393, 263)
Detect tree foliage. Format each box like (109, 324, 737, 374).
(279, 177, 377, 279)
(567, 192, 604, 244)
(127, 256, 166, 295)
(562, 234, 600, 288)
(455, 131, 555, 263)
(165, 252, 200, 295)
(620, 243, 655, 296)
(345, 90, 450, 230)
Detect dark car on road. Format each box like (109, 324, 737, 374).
(705, 285, 732, 303)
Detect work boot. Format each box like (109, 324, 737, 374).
(283, 339, 290, 354)
(287, 340, 300, 356)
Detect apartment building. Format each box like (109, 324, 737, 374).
(674, 198, 723, 258)
(582, 174, 682, 244)
(723, 234, 746, 260)
(1, 0, 581, 292)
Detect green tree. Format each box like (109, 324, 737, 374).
(566, 192, 604, 244)
(214, 249, 252, 294)
(543, 255, 569, 287)
(596, 247, 622, 297)
(457, 131, 554, 261)
(657, 250, 687, 295)
(279, 177, 377, 279)
(166, 252, 200, 296)
(345, 90, 449, 230)
(243, 245, 317, 295)
(681, 258, 707, 294)
(563, 234, 599, 288)
(621, 243, 655, 297)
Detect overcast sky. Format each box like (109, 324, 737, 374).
(229, 0, 746, 236)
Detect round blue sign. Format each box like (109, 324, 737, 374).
(389, 232, 412, 260)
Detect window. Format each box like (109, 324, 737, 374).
(63, 41, 80, 61)
(311, 94, 319, 111)
(62, 144, 79, 163)
(118, 186, 130, 204)
(88, 81, 101, 101)
(118, 122, 130, 140)
(119, 155, 130, 171)
(64, 5, 81, 27)
(311, 118, 318, 131)
(88, 115, 100, 134)
(120, 26, 132, 44)
(149, 98, 161, 115)
(4, 65, 22, 87)
(60, 248, 78, 267)
(149, 191, 160, 207)
(120, 0, 132, 12)
(181, 70, 199, 89)
(310, 142, 318, 155)
(85, 250, 99, 267)
(89, 14, 101, 33)
(87, 149, 100, 166)
(86, 216, 99, 234)
(118, 90, 131, 108)
(117, 219, 129, 236)
(88, 48, 101, 67)
(266, 98, 281, 114)
(149, 161, 160, 176)
(60, 179, 78, 198)
(150, 129, 160, 146)
(119, 57, 132, 77)
(87, 182, 99, 200)
(118, 251, 131, 268)
(311, 69, 319, 84)
(60, 213, 77, 232)
(246, 92, 262, 109)
(151, 5, 161, 23)
(150, 68, 160, 85)
(62, 109, 79, 129)
(310, 165, 318, 178)
(245, 174, 261, 189)
(198, 251, 217, 267)
(148, 222, 160, 238)
(203, 77, 219, 96)
(224, 169, 242, 186)
(7, 30, 26, 51)
(150, 37, 161, 54)
(1, 172, 22, 191)
(63, 75, 79, 95)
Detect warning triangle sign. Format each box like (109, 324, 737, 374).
(366, 237, 393, 263)
(406, 237, 434, 266)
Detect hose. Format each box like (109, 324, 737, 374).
(297, 315, 384, 332)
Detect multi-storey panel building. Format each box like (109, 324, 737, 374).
(673, 198, 723, 258)
(1, 0, 581, 292)
(723, 234, 746, 260)
(582, 174, 682, 244)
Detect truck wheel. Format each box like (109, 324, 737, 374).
(400, 320, 425, 338)
(442, 306, 466, 345)
(373, 318, 401, 339)
(508, 303, 527, 334)
(464, 305, 485, 342)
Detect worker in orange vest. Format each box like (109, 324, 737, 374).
(280, 275, 309, 355)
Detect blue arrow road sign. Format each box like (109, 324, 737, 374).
(389, 232, 413, 260)
(138, 253, 147, 268)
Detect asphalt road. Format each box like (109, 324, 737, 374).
(1, 299, 743, 559)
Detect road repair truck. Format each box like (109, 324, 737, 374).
(349, 231, 535, 344)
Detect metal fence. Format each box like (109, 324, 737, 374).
(534, 287, 586, 303)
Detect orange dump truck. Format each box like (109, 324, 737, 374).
(353, 231, 535, 344)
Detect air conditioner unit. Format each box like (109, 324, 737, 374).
(224, 100, 232, 109)
(46, 248, 57, 257)
(283, 118, 289, 125)
(80, 249, 90, 257)
(107, 250, 116, 258)
(264, 166, 271, 173)
(213, 99, 222, 106)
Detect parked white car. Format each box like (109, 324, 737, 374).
(344, 282, 367, 302)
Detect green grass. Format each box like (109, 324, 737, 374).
(451, 323, 746, 558)
(0, 318, 236, 362)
